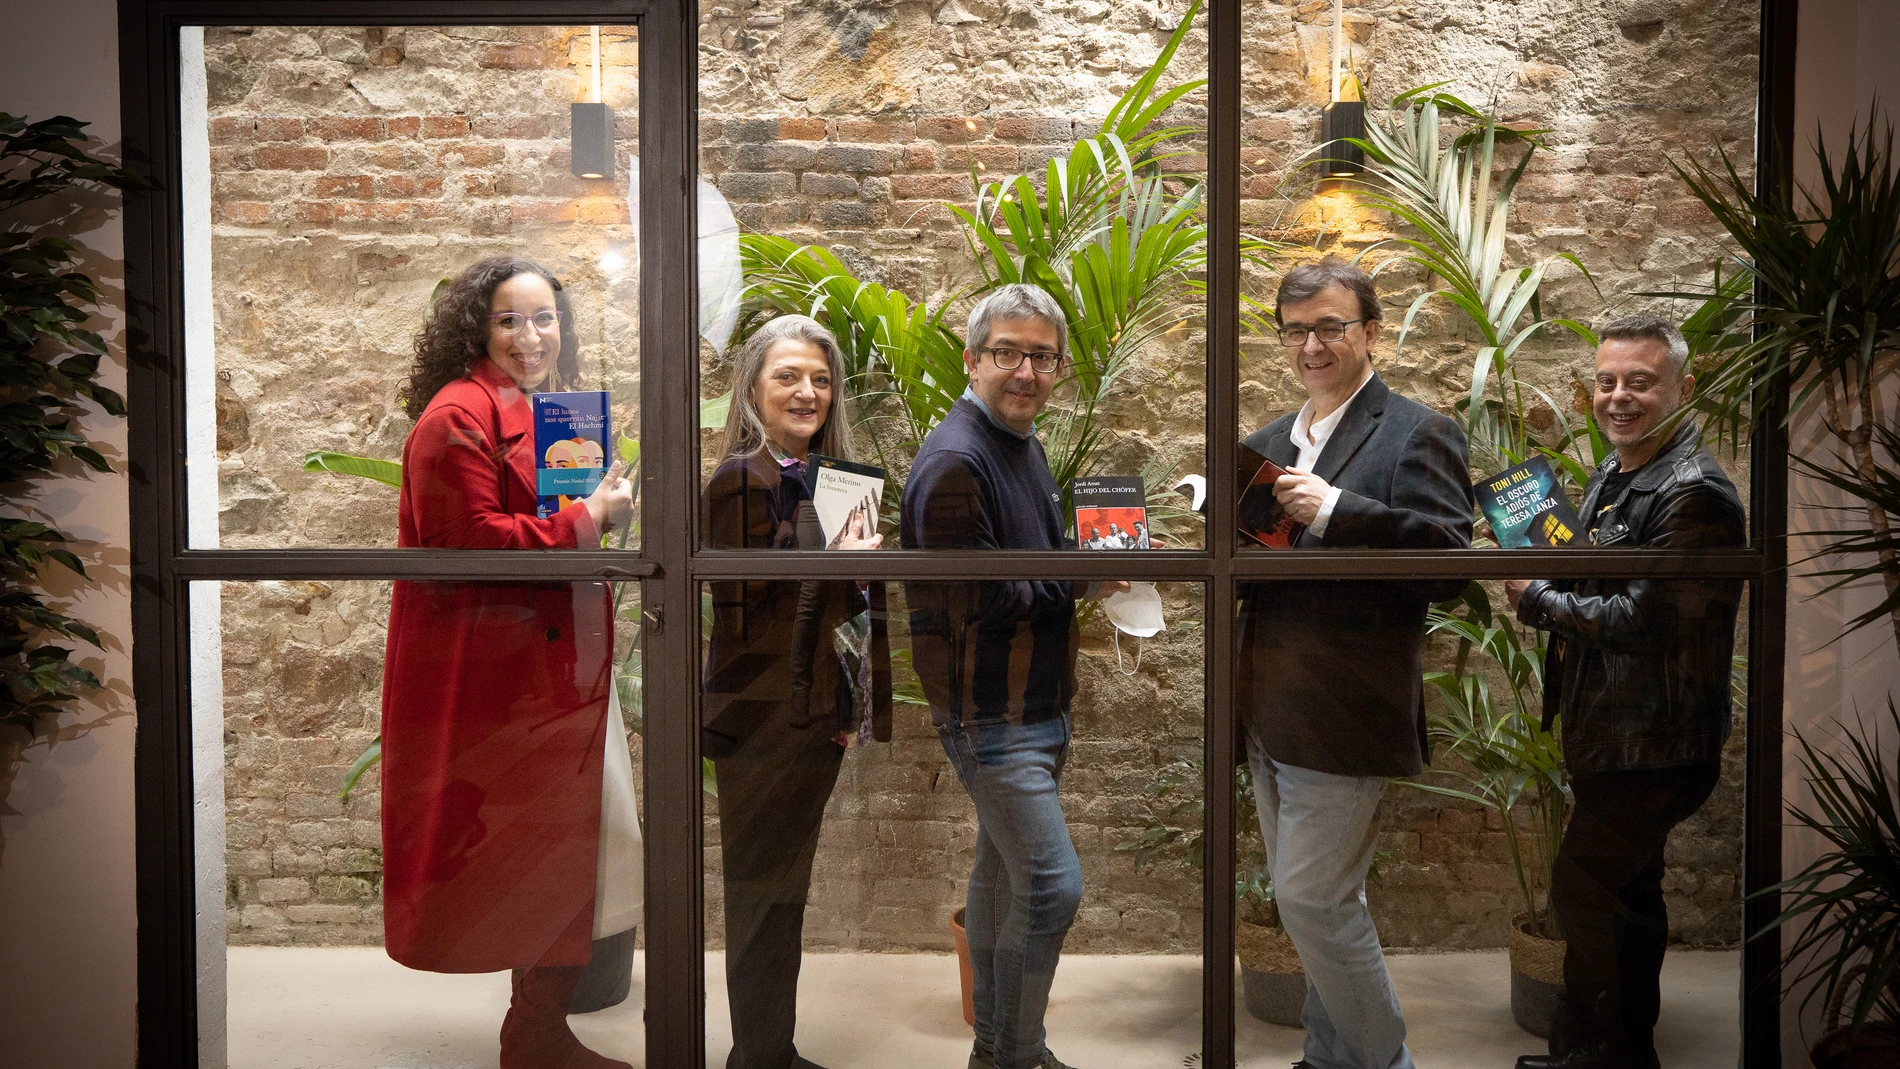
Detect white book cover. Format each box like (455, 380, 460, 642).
(803, 454, 886, 548)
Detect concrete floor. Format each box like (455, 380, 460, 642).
(226, 947, 1741, 1068)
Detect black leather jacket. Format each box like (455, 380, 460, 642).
(1515, 422, 1746, 774)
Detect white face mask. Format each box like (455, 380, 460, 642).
(1102, 581, 1165, 638)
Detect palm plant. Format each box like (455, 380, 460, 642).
(1665, 114, 1900, 648)
(1755, 700, 1900, 1042)
(738, 0, 1259, 499)
(1401, 584, 1568, 937)
(1348, 85, 1599, 484)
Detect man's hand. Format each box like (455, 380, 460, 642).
(1088, 580, 1132, 600)
(1273, 467, 1332, 526)
(1503, 579, 1532, 611)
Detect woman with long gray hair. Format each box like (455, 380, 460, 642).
(700, 314, 892, 1069)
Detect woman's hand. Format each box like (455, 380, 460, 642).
(832, 500, 884, 551)
(584, 459, 635, 536)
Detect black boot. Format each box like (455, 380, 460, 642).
(1514, 1042, 1658, 1069)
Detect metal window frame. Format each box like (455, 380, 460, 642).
(117, 0, 1796, 1066)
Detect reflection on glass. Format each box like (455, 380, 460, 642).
(701, 317, 892, 1069)
(696, 1, 1211, 551)
(702, 573, 1208, 1069)
(207, 578, 647, 1067)
(1233, 578, 1745, 1068)
(186, 24, 640, 550)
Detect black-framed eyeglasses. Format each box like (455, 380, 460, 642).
(1277, 318, 1367, 347)
(983, 346, 1065, 374)
(490, 310, 560, 335)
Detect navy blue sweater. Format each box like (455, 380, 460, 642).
(901, 398, 1078, 726)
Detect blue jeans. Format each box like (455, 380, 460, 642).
(939, 714, 1083, 1069)
(1247, 734, 1415, 1069)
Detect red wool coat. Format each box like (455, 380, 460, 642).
(380, 361, 612, 973)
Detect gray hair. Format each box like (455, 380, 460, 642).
(718, 314, 857, 462)
(966, 283, 1068, 357)
(1599, 315, 1691, 378)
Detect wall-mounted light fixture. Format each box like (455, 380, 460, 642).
(1319, 0, 1364, 177)
(571, 25, 614, 180)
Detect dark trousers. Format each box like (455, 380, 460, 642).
(1549, 761, 1720, 1053)
(714, 713, 845, 1069)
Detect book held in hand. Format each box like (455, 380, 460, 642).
(803, 454, 886, 548)
(1236, 441, 1305, 548)
(1072, 476, 1149, 548)
(1476, 456, 1585, 547)
(532, 390, 610, 519)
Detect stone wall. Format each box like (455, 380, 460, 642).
(212, 1, 1756, 953)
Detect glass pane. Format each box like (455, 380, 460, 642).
(1231, 578, 1747, 1067)
(197, 577, 647, 1065)
(1235, 0, 1758, 554)
(183, 25, 641, 551)
(696, 5, 1210, 555)
(700, 577, 1206, 1067)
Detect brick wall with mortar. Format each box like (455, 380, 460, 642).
(213, 0, 1755, 953)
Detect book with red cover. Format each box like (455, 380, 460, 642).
(1236, 441, 1305, 548)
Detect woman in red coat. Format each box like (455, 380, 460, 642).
(380, 256, 636, 1069)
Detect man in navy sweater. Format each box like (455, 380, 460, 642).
(902, 283, 1101, 1069)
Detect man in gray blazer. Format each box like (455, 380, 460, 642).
(1238, 258, 1473, 1069)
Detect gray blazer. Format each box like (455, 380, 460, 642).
(1236, 373, 1474, 778)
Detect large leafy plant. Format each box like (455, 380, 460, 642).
(0, 115, 143, 742)
(1115, 752, 1275, 922)
(1400, 585, 1567, 937)
(1666, 114, 1900, 648)
(1755, 701, 1900, 1042)
(739, 0, 1256, 503)
(1348, 86, 1600, 488)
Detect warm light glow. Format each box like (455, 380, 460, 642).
(598, 250, 627, 274)
(580, 172, 604, 179)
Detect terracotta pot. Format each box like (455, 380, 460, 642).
(1236, 918, 1304, 1028)
(1508, 913, 1565, 1039)
(949, 907, 975, 1027)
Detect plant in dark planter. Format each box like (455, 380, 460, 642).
(0, 114, 145, 853)
(1754, 700, 1900, 1068)
(1400, 583, 1570, 1037)
(1118, 753, 1305, 1027)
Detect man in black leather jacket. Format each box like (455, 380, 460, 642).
(1506, 316, 1746, 1069)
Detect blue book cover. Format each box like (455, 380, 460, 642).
(1476, 456, 1584, 548)
(532, 390, 610, 519)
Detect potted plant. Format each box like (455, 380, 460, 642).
(1118, 753, 1305, 1027)
(1755, 701, 1900, 1068)
(1401, 583, 1571, 1037)
(0, 114, 144, 840)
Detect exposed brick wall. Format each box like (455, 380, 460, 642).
(211, 1, 1754, 954)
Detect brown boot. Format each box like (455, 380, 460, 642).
(501, 965, 633, 1069)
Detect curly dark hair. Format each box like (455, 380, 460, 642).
(399, 256, 580, 419)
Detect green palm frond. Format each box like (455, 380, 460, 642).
(1348, 87, 1599, 479)
(1403, 582, 1567, 932)
(1753, 699, 1900, 1039)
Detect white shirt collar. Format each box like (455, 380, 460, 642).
(1291, 369, 1376, 454)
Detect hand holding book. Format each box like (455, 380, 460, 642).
(825, 494, 884, 551)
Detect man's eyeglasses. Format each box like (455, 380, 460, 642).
(490, 310, 560, 335)
(983, 346, 1064, 374)
(1277, 318, 1367, 348)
